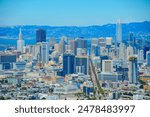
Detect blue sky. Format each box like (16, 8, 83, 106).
(0, 0, 150, 26)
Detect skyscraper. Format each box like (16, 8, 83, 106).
(106, 37, 112, 57)
(40, 42, 49, 64)
(17, 28, 25, 53)
(102, 60, 113, 73)
(49, 37, 56, 47)
(59, 37, 67, 54)
(91, 44, 100, 56)
(129, 32, 134, 46)
(137, 49, 144, 62)
(128, 56, 138, 84)
(106, 37, 112, 46)
(75, 56, 88, 74)
(116, 19, 122, 47)
(144, 47, 150, 59)
(63, 53, 75, 75)
(146, 51, 150, 66)
(127, 45, 133, 58)
(119, 43, 127, 61)
(100, 55, 109, 71)
(75, 38, 87, 55)
(36, 29, 46, 43)
(129, 32, 136, 54)
(0, 53, 16, 70)
(69, 39, 75, 54)
(91, 38, 99, 45)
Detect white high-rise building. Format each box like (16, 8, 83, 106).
(116, 19, 122, 45)
(65, 45, 71, 53)
(102, 60, 113, 73)
(119, 43, 127, 61)
(106, 37, 112, 46)
(17, 28, 25, 53)
(40, 42, 49, 64)
(137, 49, 144, 62)
(31, 44, 40, 60)
(99, 37, 106, 47)
(127, 45, 133, 59)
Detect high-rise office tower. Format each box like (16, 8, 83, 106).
(102, 60, 113, 73)
(146, 51, 150, 66)
(144, 47, 150, 59)
(106, 37, 112, 46)
(49, 37, 56, 47)
(119, 43, 127, 61)
(129, 32, 134, 46)
(17, 28, 25, 53)
(91, 38, 100, 57)
(75, 38, 87, 55)
(99, 37, 106, 47)
(137, 49, 144, 62)
(65, 45, 71, 53)
(59, 37, 66, 54)
(30, 44, 41, 60)
(106, 37, 112, 57)
(63, 53, 75, 75)
(69, 39, 75, 54)
(54, 44, 59, 52)
(40, 42, 49, 64)
(100, 55, 109, 71)
(75, 56, 88, 75)
(128, 56, 138, 84)
(0, 53, 16, 70)
(127, 45, 133, 59)
(91, 44, 100, 56)
(36, 29, 46, 43)
(129, 32, 136, 54)
(116, 19, 122, 47)
(91, 38, 99, 45)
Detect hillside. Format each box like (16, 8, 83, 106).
(0, 21, 150, 40)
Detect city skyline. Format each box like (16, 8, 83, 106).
(0, 0, 150, 101)
(0, 0, 150, 26)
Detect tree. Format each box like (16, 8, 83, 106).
(0, 96, 5, 100)
(139, 85, 144, 89)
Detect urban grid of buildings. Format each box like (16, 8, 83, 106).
(0, 20, 150, 100)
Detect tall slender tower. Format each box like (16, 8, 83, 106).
(128, 56, 138, 84)
(116, 19, 122, 46)
(40, 42, 49, 65)
(146, 51, 150, 66)
(17, 28, 25, 53)
(63, 53, 75, 76)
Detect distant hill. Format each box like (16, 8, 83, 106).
(0, 21, 150, 41)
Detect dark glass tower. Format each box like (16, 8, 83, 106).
(63, 53, 75, 76)
(0, 53, 16, 70)
(146, 51, 150, 66)
(36, 29, 46, 43)
(75, 56, 88, 75)
(75, 38, 87, 55)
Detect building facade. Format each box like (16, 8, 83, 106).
(63, 53, 75, 75)
(36, 29, 46, 43)
(128, 56, 138, 84)
(17, 28, 25, 53)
